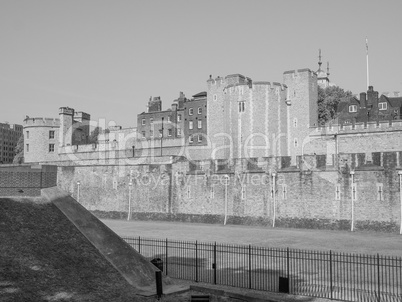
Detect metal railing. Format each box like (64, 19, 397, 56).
(123, 236, 402, 302)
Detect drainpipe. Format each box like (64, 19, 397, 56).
(224, 174, 229, 226)
(272, 172, 276, 228)
(399, 171, 402, 235)
(128, 181, 133, 221)
(350, 171, 355, 232)
(77, 181, 80, 203)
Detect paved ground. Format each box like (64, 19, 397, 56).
(101, 219, 402, 256)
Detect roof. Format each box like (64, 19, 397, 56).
(192, 91, 207, 98)
(380, 95, 402, 107)
(337, 96, 359, 112)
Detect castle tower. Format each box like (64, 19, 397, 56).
(316, 49, 330, 88)
(283, 69, 318, 163)
(59, 107, 74, 147)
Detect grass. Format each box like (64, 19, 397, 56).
(0, 197, 156, 301)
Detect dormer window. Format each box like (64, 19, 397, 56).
(349, 105, 357, 113)
(379, 102, 387, 110)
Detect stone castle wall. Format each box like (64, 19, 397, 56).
(57, 151, 402, 232)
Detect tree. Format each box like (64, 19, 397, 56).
(318, 86, 353, 125)
(13, 135, 24, 164)
(88, 127, 101, 144)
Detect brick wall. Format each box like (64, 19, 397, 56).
(0, 165, 57, 196)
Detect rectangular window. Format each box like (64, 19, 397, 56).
(168, 129, 172, 137)
(241, 186, 246, 199)
(49, 144, 55, 152)
(379, 102, 387, 110)
(142, 119, 146, 125)
(198, 107, 202, 114)
(49, 130, 55, 139)
(294, 138, 298, 147)
(198, 134, 202, 142)
(167, 116, 171, 122)
(26, 131, 29, 139)
(189, 135, 193, 143)
(282, 184, 287, 199)
(349, 105, 357, 113)
(177, 128, 182, 136)
(187, 186, 191, 198)
(293, 118, 297, 128)
(178, 114, 182, 122)
(189, 108, 194, 115)
(159, 129, 163, 137)
(150, 130, 154, 137)
(26, 144, 29, 152)
(150, 118, 153, 124)
(198, 120, 202, 129)
(238, 101, 245, 113)
(189, 121, 193, 130)
(142, 131, 146, 138)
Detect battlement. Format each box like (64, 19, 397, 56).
(74, 111, 90, 121)
(23, 117, 60, 127)
(283, 68, 315, 75)
(59, 107, 74, 115)
(314, 120, 402, 136)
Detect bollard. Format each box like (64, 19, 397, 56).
(155, 270, 163, 299)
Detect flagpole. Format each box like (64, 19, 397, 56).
(366, 38, 369, 89)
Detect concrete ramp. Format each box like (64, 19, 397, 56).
(42, 187, 188, 297)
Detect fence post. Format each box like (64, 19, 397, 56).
(249, 245, 252, 289)
(165, 238, 168, 276)
(377, 253, 380, 302)
(138, 236, 141, 254)
(330, 250, 333, 300)
(196, 240, 198, 282)
(214, 242, 217, 285)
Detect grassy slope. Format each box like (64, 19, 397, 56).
(0, 197, 149, 302)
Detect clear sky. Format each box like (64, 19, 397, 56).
(1, 0, 401, 128)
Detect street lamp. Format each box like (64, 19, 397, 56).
(272, 172, 276, 228)
(76, 181, 81, 203)
(350, 171, 355, 232)
(398, 170, 402, 235)
(128, 181, 133, 221)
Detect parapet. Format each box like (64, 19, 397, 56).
(283, 68, 315, 75)
(59, 107, 74, 115)
(74, 111, 90, 121)
(23, 117, 60, 127)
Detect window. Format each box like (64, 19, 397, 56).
(178, 114, 182, 122)
(168, 129, 172, 137)
(241, 186, 246, 200)
(213, 94, 217, 101)
(142, 131, 146, 138)
(210, 186, 214, 199)
(49, 130, 55, 139)
(150, 118, 153, 124)
(349, 105, 357, 113)
(177, 128, 182, 136)
(142, 119, 146, 125)
(159, 129, 163, 137)
(294, 138, 298, 147)
(49, 144, 55, 152)
(26, 131, 29, 139)
(282, 185, 287, 199)
(26, 144, 29, 152)
(189, 108, 194, 115)
(198, 134, 202, 142)
(293, 118, 297, 128)
(187, 186, 191, 198)
(167, 116, 171, 122)
(198, 107, 202, 114)
(189, 135, 193, 143)
(198, 120, 202, 129)
(150, 130, 154, 137)
(238, 101, 245, 112)
(379, 102, 387, 110)
(189, 121, 193, 130)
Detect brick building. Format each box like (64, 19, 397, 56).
(0, 122, 23, 164)
(183, 91, 207, 146)
(337, 86, 402, 125)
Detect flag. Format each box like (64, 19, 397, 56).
(366, 38, 368, 54)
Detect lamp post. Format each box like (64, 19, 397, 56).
(272, 172, 276, 228)
(128, 181, 133, 221)
(223, 174, 229, 226)
(350, 171, 355, 232)
(77, 181, 81, 203)
(398, 171, 402, 235)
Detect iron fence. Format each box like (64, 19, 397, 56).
(123, 236, 402, 302)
